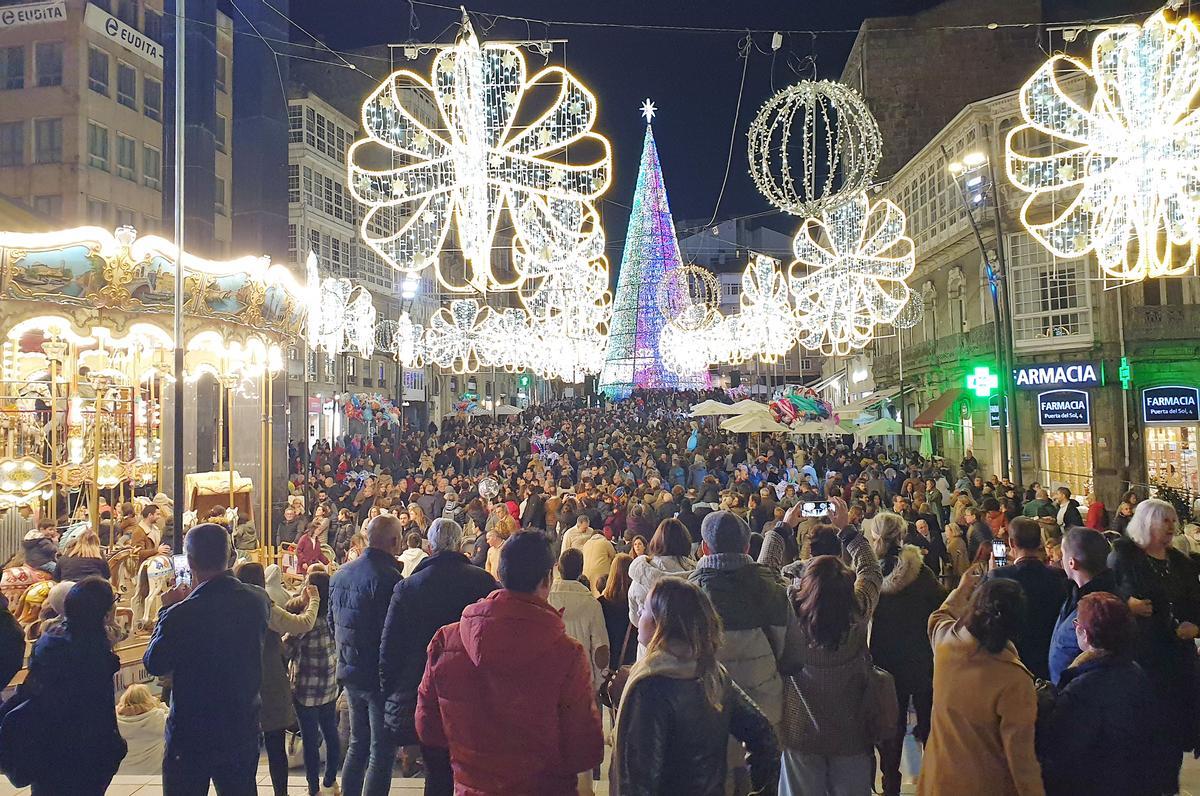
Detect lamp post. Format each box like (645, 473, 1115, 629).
(946, 146, 1020, 484)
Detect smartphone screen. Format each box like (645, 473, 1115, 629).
(172, 554, 192, 588)
(991, 539, 1008, 567)
(802, 501, 831, 518)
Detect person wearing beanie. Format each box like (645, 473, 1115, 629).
(688, 510, 789, 792)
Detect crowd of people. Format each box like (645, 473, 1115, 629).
(0, 389, 1198, 796)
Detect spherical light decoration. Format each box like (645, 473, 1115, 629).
(655, 264, 720, 332)
(748, 80, 883, 217)
(348, 18, 612, 293)
(1006, 10, 1200, 282)
(478, 477, 500, 499)
(789, 191, 915, 356)
(892, 290, 925, 329)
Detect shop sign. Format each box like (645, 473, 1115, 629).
(85, 3, 163, 68)
(1014, 361, 1102, 390)
(0, 0, 65, 28)
(1142, 385, 1200, 424)
(1038, 389, 1091, 428)
(307, 397, 322, 415)
(988, 394, 1007, 428)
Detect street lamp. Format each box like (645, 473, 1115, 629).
(945, 146, 1022, 485)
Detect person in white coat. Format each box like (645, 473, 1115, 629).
(547, 546, 609, 796)
(398, 531, 429, 577)
(115, 684, 169, 775)
(626, 519, 696, 658)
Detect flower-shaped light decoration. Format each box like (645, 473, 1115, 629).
(343, 287, 377, 359)
(477, 308, 530, 371)
(394, 312, 424, 367)
(348, 19, 612, 293)
(789, 192, 914, 356)
(735, 254, 797, 363)
(1006, 11, 1200, 282)
(423, 299, 492, 374)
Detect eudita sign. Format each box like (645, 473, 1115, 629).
(1037, 390, 1091, 428)
(0, 0, 65, 28)
(1014, 362, 1102, 390)
(1143, 385, 1200, 424)
(84, 3, 163, 68)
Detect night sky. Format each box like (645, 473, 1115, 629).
(290, 0, 1157, 246)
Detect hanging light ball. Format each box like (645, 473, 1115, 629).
(892, 291, 925, 329)
(747, 80, 883, 217)
(655, 264, 721, 331)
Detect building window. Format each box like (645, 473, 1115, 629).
(304, 106, 316, 146)
(86, 197, 109, 224)
(116, 134, 136, 180)
(288, 224, 297, 259)
(215, 114, 226, 153)
(1142, 278, 1184, 306)
(378, 362, 385, 384)
(88, 47, 109, 95)
(143, 144, 161, 189)
(0, 46, 23, 90)
(116, 0, 137, 26)
(116, 206, 135, 228)
(0, 121, 22, 166)
(288, 104, 302, 143)
(947, 266, 967, 334)
(144, 9, 162, 41)
(87, 122, 109, 170)
(32, 194, 60, 219)
(1008, 232, 1093, 347)
(287, 164, 299, 203)
(306, 350, 317, 381)
(346, 357, 357, 379)
(143, 76, 161, 121)
(33, 117, 61, 163)
(215, 176, 227, 215)
(142, 216, 159, 234)
(117, 62, 137, 109)
(34, 42, 62, 87)
(216, 52, 227, 92)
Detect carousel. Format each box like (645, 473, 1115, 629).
(0, 224, 311, 649)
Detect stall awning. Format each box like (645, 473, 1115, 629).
(913, 388, 965, 428)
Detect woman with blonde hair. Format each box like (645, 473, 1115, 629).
(610, 577, 778, 795)
(116, 683, 168, 775)
(57, 529, 110, 582)
(408, 503, 430, 534)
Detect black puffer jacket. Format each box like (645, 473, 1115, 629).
(379, 551, 496, 744)
(870, 544, 945, 693)
(328, 547, 403, 691)
(613, 668, 779, 796)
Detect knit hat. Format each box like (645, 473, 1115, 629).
(700, 510, 750, 554)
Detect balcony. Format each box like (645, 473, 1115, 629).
(1124, 304, 1200, 342)
(876, 322, 999, 383)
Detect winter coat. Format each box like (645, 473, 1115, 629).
(380, 551, 496, 744)
(917, 585, 1044, 796)
(871, 545, 945, 693)
(580, 532, 617, 591)
(1057, 499, 1083, 529)
(328, 547, 403, 692)
(332, 520, 357, 561)
(0, 598, 22, 689)
(264, 564, 291, 608)
(548, 578, 609, 688)
(757, 523, 798, 571)
(21, 625, 127, 790)
(1108, 536, 1200, 752)
(295, 533, 328, 575)
(442, 499, 466, 527)
(987, 557, 1068, 681)
(117, 706, 168, 775)
(1038, 650, 1155, 796)
(144, 572, 270, 761)
(415, 589, 604, 795)
(778, 530, 882, 755)
(55, 554, 110, 582)
(1047, 569, 1117, 685)
(260, 597, 319, 732)
(627, 554, 696, 626)
(20, 534, 56, 569)
(689, 555, 790, 726)
(610, 655, 779, 796)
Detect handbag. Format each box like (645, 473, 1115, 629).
(862, 656, 899, 745)
(599, 623, 635, 709)
(0, 681, 50, 787)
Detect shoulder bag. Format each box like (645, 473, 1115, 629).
(599, 623, 635, 709)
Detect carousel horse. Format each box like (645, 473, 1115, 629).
(106, 545, 136, 594)
(13, 579, 53, 629)
(130, 554, 174, 633)
(0, 564, 53, 605)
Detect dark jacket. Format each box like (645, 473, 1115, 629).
(614, 669, 779, 796)
(328, 547, 403, 691)
(380, 551, 496, 743)
(871, 545, 946, 692)
(966, 520, 993, 562)
(1038, 652, 1155, 796)
(144, 573, 270, 760)
(987, 557, 1067, 680)
(1048, 569, 1117, 685)
(20, 535, 56, 569)
(0, 595, 22, 689)
(55, 555, 110, 582)
(1058, 499, 1083, 529)
(1108, 536, 1200, 751)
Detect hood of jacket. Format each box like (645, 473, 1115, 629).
(629, 554, 695, 585)
(457, 589, 568, 670)
(881, 545, 926, 595)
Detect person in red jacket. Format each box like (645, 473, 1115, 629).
(295, 522, 329, 575)
(416, 531, 603, 795)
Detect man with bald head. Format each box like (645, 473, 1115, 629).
(329, 514, 405, 796)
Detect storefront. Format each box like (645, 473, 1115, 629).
(1141, 385, 1200, 494)
(1014, 361, 1103, 497)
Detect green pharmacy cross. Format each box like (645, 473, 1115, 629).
(967, 366, 999, 398)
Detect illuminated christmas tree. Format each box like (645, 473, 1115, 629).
(600, 101, 709, 399)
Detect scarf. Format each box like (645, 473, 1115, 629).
(695, 552, 753, 572)
(608, 650, 702, 796)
